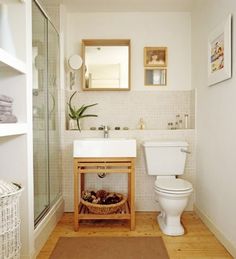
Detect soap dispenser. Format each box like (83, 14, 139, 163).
(139, 118, 145, 130)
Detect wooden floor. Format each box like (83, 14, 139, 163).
(37, 212, 232, 259)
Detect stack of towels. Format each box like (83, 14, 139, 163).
(0, 94, 17, 123)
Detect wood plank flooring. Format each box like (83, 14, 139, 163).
(37, 212, 233, 259)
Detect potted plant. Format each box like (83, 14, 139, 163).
(68, 91, 98, 131)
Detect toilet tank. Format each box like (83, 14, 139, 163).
(142, 141, 189, 175)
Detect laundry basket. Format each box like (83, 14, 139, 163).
(0, 180, 23, 259)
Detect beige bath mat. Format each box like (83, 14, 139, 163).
(50, 236, 169, 259)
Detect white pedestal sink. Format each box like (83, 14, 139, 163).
(73, 138, 137, 157)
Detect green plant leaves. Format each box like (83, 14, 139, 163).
(67, 91, 98, 131)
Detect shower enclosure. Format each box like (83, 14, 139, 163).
(32, 1, 62, 226)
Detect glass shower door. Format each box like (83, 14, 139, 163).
(32, 1, 49, 223)
(48, 21, 62, 204)
(32, 1, 62, 225)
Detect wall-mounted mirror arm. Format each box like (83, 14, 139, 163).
(68, 54, 83, 89)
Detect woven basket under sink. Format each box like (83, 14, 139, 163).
(81, 194, 127, 215)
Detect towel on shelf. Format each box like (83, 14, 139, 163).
(0, 114, 17, 123)
(0, 111, 12, 115)
(0, 94, 13, 103)
(0, 94, 15, 122)
(0, 106, 13, 112)
(0, 101, 12, 107)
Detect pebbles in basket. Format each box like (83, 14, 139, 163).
(0, 94, 17, 123)
(82, 190, 122, 205)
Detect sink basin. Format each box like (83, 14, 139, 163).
(73, 138, 136, 158)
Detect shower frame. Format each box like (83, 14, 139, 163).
(32, 0, 62, 227)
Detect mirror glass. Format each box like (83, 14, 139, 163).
(82, 39, 130, 91)
(68, 54, 83, 70)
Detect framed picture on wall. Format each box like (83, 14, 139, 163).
(208, 14, 232, 86)
(144, 47, 167, 67)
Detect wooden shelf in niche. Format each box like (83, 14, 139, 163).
(0, 48, 26, 74)
(144, 68, 167, 86)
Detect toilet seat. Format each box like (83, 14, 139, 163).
(154, 178, 193, 194)
(154, 187, 193, 196)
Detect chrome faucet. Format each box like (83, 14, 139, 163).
(102, 125, 109, 138)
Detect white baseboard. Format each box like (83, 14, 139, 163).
(33, 197, 64, 258)
(194, 205, 236, 258)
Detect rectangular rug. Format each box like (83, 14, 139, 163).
(50, 236, 169, 259)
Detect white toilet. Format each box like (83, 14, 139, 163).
(142, 140, 193, 236)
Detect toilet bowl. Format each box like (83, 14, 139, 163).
(154, 177, 193, 236)
(142, 140, 193, 236)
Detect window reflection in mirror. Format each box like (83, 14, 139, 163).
(82, 39, 130, 91)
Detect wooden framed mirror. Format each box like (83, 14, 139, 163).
(81, 39, 131, 91)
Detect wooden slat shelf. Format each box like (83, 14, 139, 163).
(77, 201, 131, 220)
(74, 157, 135, 231)
(76, 159, 132, 174)
(79, 162, 131, 167)
(78, 168, 132, 174)
(76, 157, 133, 162)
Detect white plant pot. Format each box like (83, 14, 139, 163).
(69, 119, 77, 130)
(0, 4, 16, 55)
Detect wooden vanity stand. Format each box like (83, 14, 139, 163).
(74, 157, 135, 231)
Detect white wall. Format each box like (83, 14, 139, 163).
(192, 0, 236, 257)
(61, 10, 196, 213)
(66, 12, 191, 91)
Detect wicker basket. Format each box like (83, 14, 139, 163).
(81, 195, 127, 215)
(0, 181, 23, 259)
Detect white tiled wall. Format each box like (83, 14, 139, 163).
(190, 89, 196, 129)
(65, 90, 195, 131)
(62, 129, 195, 212)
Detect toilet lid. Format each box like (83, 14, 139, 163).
(155, 178, 192, 192)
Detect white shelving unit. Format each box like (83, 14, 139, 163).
(0, 46, 27, 137)
(0, 123, 27, 137)
(0, 2, 27, 136)
(0, 1, 34, 258)
(0, 47, 26, 74)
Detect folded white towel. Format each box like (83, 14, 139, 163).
(0, 101, 12, 107)
(0, 106, 13, 112)
(0, 94, 13, 103)
(0, 111, 12, 115)
(0, 114, 17, 123)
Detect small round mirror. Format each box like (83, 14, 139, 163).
(68, 54, 83, 70)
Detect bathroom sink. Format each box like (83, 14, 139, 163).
(73, 138, 137, 158)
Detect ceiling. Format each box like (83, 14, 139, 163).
(45, 0, 194, 12)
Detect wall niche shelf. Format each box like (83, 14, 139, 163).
(144, 68, 167, 86)
(0, 48, 26, 74)
(0, 123, 27, 137)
